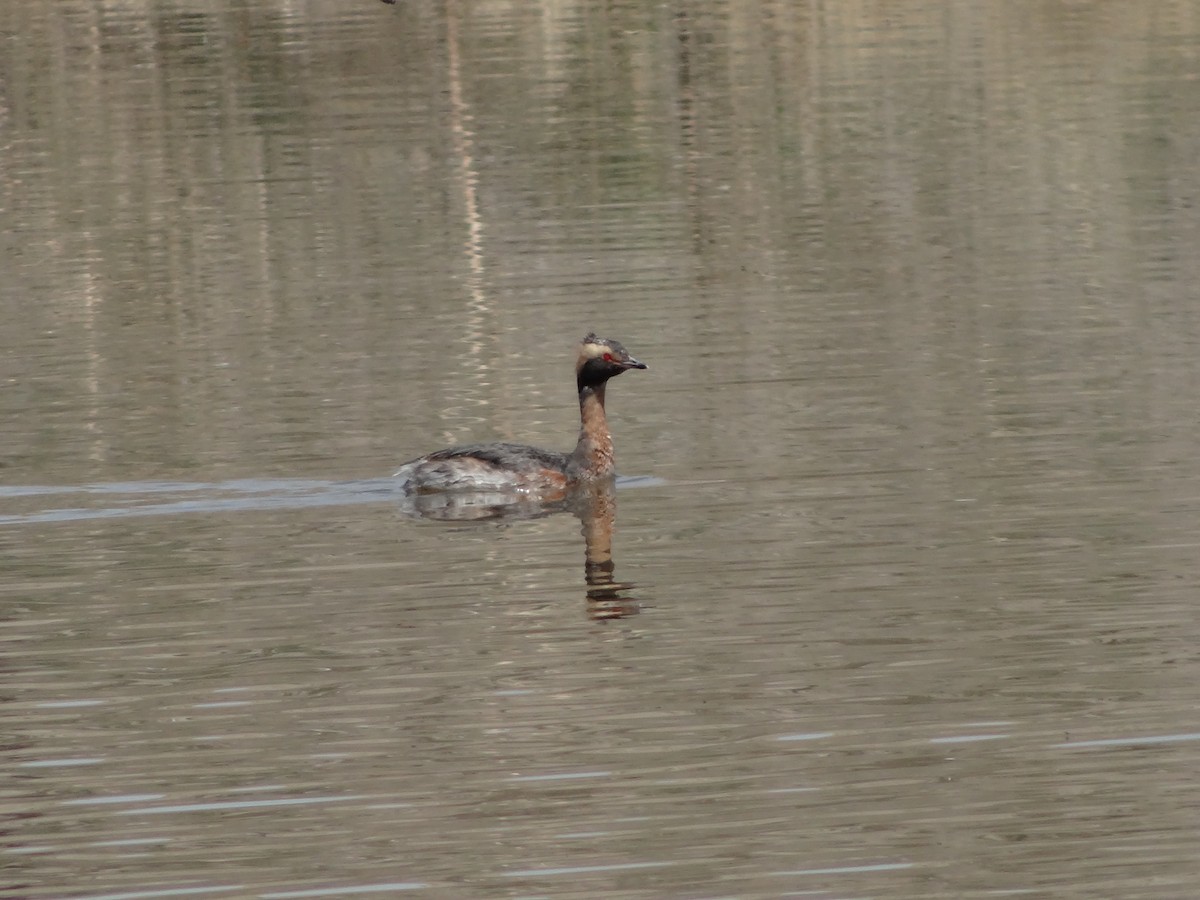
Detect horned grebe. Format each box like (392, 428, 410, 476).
(394, 333, 647, 493)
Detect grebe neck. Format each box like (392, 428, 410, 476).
(567, 383, 614, 480)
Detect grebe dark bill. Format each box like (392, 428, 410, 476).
(394, 333, 647, 494)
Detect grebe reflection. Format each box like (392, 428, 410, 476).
(395, 479, 640, 619)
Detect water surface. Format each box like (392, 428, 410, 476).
(4, 1, 1200, 897)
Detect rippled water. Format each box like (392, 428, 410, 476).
(5, 1, 1200, 897)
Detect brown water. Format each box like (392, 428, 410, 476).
(4, 1, 1200, 897)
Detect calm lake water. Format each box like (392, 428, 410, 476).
(4, 1, 1200, 897)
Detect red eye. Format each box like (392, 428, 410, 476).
(603, 352, 614, 362)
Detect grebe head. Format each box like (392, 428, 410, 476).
(576, 333, 647, 389)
